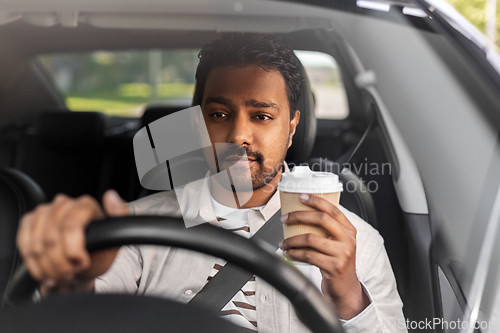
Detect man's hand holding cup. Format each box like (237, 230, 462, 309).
(277, 166, 370, 320)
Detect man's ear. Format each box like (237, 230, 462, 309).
(288, 110, 300, 149)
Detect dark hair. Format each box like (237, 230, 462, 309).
(193, 33, 303, 120)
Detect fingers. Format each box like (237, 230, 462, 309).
(36, 197, 78, 283)
(283, 245, 354, 277)
(60, 196, 104, 272)
(21, 203, 64, 285)
(17, 193, 106, 288)
(281, 233, 347, 257)
(283, 247, 335, 270)
(102, 190, 129, 217)
(17, 212, 44, 281)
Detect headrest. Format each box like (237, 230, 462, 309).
(284, 63, 317, 163)
(141, 106, 187, 127)
(39, 112, 106, 150)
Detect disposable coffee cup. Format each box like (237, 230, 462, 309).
(277, 166, 343, 240)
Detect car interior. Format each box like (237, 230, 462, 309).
(0, 23, 411, 321)
(2, 0, 500, 332)
(0, 17, 413, 323)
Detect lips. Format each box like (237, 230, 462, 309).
(224, 155, 256, 162)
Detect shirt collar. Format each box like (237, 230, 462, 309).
(174, 175, 216, 224)
(179, 162, 290, 223)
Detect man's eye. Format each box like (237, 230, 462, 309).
(254, 114, 272, 121)
(211, 112, 228, 118)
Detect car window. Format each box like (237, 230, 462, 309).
(37, 49, 200, 117)
(294, 50, 349, 120)
(38, 49, 348, 119)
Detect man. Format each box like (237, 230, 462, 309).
(17, 33, 406, 332)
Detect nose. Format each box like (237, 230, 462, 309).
(226, 113, 253, 146)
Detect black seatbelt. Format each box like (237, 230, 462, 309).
(188, 209, 283, 314)
(331, 118, 376, 175)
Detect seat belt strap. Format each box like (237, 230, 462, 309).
(188, 209, 283, 314)
(330, 118, 376, 175)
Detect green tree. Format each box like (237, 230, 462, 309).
(445, 0, 500, 48)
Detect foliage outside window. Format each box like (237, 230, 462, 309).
(445, 0, 500, 49)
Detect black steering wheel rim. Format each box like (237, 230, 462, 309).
(4, 215, 343, 333)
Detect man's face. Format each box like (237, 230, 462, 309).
(201, 65, 299, 191)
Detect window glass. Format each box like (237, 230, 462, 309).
(38, 49, 348, 119)
(37, 49, 199, 117)
(294, 50, 349, 119)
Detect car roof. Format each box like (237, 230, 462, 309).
(1, 0, 498, 74)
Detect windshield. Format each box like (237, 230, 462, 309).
(2, 1, 500, 332)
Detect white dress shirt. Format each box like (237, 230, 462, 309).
(95, 167, 407, 333)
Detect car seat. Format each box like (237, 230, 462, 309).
(305, 157, 378, 228)
(284, 63, 378, 227)
(141, 105, 188, 128)
(14, 111, 108, 201)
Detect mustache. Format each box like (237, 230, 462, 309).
(217, 145, 264, 164)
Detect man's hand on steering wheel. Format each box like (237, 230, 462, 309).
(16, 189, 129, 295)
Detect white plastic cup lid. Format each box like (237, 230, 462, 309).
(278, 165, 343, 193)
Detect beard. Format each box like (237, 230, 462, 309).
(210, 140, 288, 192)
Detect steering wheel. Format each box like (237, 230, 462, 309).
(1, 216, 343, 333)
